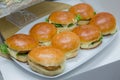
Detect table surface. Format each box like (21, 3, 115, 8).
(0, 0, 45, 18)
(0, 1, 70, 39)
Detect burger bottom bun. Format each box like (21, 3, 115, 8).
(39, 41, 51, 46)
(66, 49, 79, 59)
(80, 40, 102, 49)
(7, 48, 27, 62)
(102, 28, 117, 36)
(77, 20, 90, 25)
(28, 59, 64, 76)
(57, 25, 77, 33)
(16, 55, 27, 62)
(57, 27, 70, 34)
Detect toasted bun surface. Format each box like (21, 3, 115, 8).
(6, 34, 38, 51)
(72, 25, 101, 43)
(69, 3, 94, 20)
(90, 12, 116, 35)
(48, 11, 75, 24)
(51, 31, 80, 54)
(72, 24, 102, 49)
(28, 46, 65, 66)
(29, 22, 57, 42)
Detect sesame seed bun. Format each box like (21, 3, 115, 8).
(90, 12, 116, 35)
(72, 24, 102, 49)
(51, 31, 80, 59)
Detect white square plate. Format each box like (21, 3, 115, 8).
(11, 14, 118, 78)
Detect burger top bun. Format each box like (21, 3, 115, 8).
(69, 3, 94, 20)
(48, 11, 75, 24)
(28, 46, 65, 66)
(90, 12, 116, 35)
(29, 22, 57, 42)
(72, 24, 101, 43)
(6, 34, 38, 52)
(51, 31, 80, 53)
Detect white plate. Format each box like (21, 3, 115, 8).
(12, 15, 118, 78)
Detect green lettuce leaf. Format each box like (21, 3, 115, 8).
(75, 14, 82, 21)
(0, 43, 9, 54)
(91, 35, 103, 45)
(54, 24, 63, 28)
(94, 12, 96, 15)
(45, 18, 49, 22)
(68, 23, 74, 27)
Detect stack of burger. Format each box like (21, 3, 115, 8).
(4, 3, 117, 76)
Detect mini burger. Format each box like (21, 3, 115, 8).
(5, 34, 38, 62)
(89, 12, 117, 35)
(72, 24, 102, 49)
(69, 3, 95, 25)
(28, 46, 65, 76)
(51, 31, 80, 59)
(48, 11, 76, 33)
(29, 22, 57, 46)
